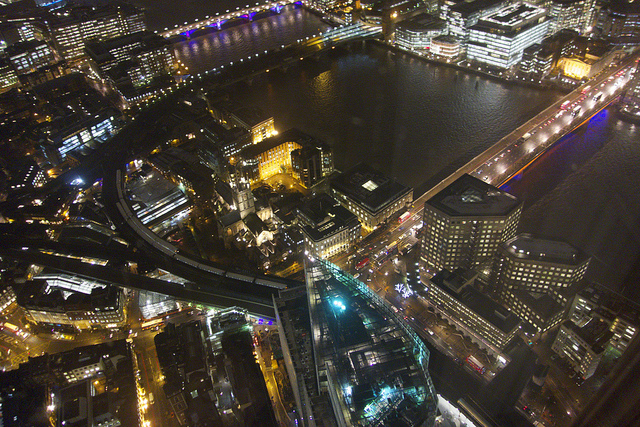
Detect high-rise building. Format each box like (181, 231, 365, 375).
(305, 258, 438, 426)
(420, 174, 522, 275)
(491, 234, 590, 332)
(446, 0, 509, 51)
(466, 3, 549, 68)
(546, 0, 596, 36)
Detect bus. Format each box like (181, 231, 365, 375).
(398, 212, 411, 223)
(466, 355, 486, 374)
(560, 100, 571, 110)
(141, 318, 164, 331)
(355, 258, 370, 270)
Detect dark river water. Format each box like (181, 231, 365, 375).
(134, 0, 640, 296)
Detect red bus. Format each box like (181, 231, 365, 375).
(398, 212, 411, 223)
(355, 258, 370, 270)
(466, 355, 486, 374)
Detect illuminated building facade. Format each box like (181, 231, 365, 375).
(46, 2, 146, 61)
(291, 140, 334, 188)
(395, 14, 446, 52)
(5, 40, 57, 74)
(568, 285, 639, 355)
(0, 58, 19, 91)
(520, 43, 554, 76)
(430, 35, 461, 58)
(330, 163, 413, 231)
(422, 269, 520, 351)
(596, 0, 640, 46)
(466, 3, 549, 68)
(305, 258, 438, 426)
(420, 174, 522, 274)
(86, 31, 175, 87)
(551, 318, 612, 379)
(298, 194, 361, 259)
(546, 0, 596, 35)
(446, 0, 509, 51)
(491, 234, 590, 332)
(0, 284, 16, 314)
(240, 128, 304, 184)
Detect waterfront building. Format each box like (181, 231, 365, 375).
(17, 278, 126, 330)
(466, 3, 549, 69)
(395, 14, 447, 53)
(520, 43, 554, 77)
(330, 163, 413, 231)
(420, 174, 522, 275)
(422, 269, 521, 352)
(291, 140, 334, 188)
(551, 318, 612, 379)
(298, 193, 361, 259)
(545, 0, 596, 36)
(595, 0, 640, 47)
(45, 2, 146, 62)
(209, 99, 276, 145)
(430, 34, 461, 59)
(239, 128, 308, 184)
(86, 31, 175, 87)
(556, 39, 616, 80)
(491, 234, 590, 332)
(305, 258, 438, 426)
(569, 285, 639, 355)
(446, 0, 509, 51)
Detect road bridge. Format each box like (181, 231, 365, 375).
(159, 0, 301, 38)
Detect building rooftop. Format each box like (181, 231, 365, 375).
(330, 163, 412, 215)
(241, 128, 314, 159)
(501, 234, 589, 266)
(472, 3, 547, 35)
(426, 173, 520, 217)
(396, 13, 446, 32)
(562, 318, 613, 354)
(450, 0, 507, 18)
(301, 205, 359, 242)
(306, 258, 437, 426)
(510, 288, 564, 321)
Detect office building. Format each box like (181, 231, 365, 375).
(209, 100, 276, 145)
(467, 3, 549, 69)
(0, 284, 16, 314)
(305, 258, 438, 426)
(491, 234, 590, 332)
(596, 0, 640, 46)
(430, 35, 461, 59)
(569, 285, 639, 355)
(423, 269, 521, 352)
(17, 277, 126, 330)
(239, 128, 310, 184)
(0, 57, 19, 92)
(520, 43, 554, 76)
(551, 318, 612, 379)
(556, 39, 615, 80)
(86, 31, 175, 87)
(446, 0, 509, 50)
(298, 193, 361, 259)
(330, 163, 413, 231)
(46, 2, 146, 61)
(421, 174, 522, 274)
(7, 160, 48, 193)
(5, 40, 58, 74)
(291, 141, 334, 188)
(546, 0, 596, 35)
(395, 14, 447, 52)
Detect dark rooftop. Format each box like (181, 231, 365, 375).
(427, 174, 520, 217)
(501, 234, 589, 266)
(330, 163, 412, 215)
(450, 0, 507, 18)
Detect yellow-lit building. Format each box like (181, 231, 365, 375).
(240, 129, 304, 184)
(558, 51, 614, 80)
